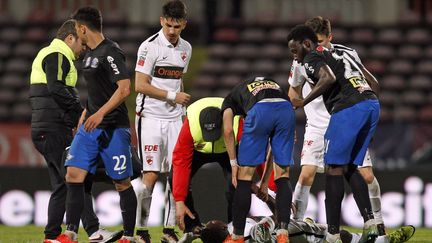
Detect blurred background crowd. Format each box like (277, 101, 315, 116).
(0, 0, 431, 227)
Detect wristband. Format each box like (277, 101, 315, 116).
(230, 159, 239, 167)
(166, 91, 176, 101)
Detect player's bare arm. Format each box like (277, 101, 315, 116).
(222, 108, 238, 187)
(175, 201, 195, 231)
(361, 66, 380, 96)
(135, 71, 190, 106)
(288, 85, 303, 100)
(293, 65, 336, 108)
(84, 78, 131, 132)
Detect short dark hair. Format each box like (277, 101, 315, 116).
(200, 220, 229, 243)
(56, 19, 78, 40)
(305, 16, 332, 36)
(286, 24, 318, 44)
(71, 6, 102, 32)
(162, 0, 187, 20)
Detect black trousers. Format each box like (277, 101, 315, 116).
(32, 130, 99, 239)
(170, 151, 235, 232)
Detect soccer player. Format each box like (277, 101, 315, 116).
(30, 19, 121, 243)
(62, 7, 137, 243)
(287, 25, 380, 242)
(172, 97, 241, 233)
(289, 16, 386, 235)
(134, 1, 191, 242)
(221, 77, 295, 243)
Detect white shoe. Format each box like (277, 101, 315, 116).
(89, 228, 124, 243)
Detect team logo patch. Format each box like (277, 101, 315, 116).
(144, 145, 158, 152)
(138, 55, 145, 66)
(146, 155, 153, 165)
(107, 56, 120, 75)
(181, 51, 187, 61)
(91, 57, 99, 68)
(247, 80, 280, 96)
(153, 66, 184, 79)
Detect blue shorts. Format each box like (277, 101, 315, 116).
(65, 125, 133, 180)
(324, 99, 380, 166)
(238, 101, 295, 167)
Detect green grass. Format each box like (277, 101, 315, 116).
(0, 225, 430, 242)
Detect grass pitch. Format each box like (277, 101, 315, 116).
(0, 225, 430, 242)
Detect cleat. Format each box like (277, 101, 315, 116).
(223, 235, 245, 243)
(250, 217, 274, 242)
(325, 233, 342, 243)
(118, 236, 136, 243)
(136, 229, 151, 243)
(359, 219, 378, 243)
(160, 228, 179, 243)
(55, 233, 78, 243)
(276, 234, 289, 243)
(89, 228, 123, 243)
(377, 223, 386, 236)
(339, 230, 353, 243)
(388, 225, 415, 243)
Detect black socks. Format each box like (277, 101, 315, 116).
(275, 177, 292, 229)
(66, 182, 84, 233)
(232, 180, 252, 236)
(119, 186, 137, 237)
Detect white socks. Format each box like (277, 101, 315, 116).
(368, 177, 384, 225)
(164, 180, 176, 227)
(292, 182, 311, 220)
(136, 185, 153, 228)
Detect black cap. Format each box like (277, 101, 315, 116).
(199, 107, 222, 142)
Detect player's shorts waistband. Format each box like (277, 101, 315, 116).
(258, 98, 287, 103)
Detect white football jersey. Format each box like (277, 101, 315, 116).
(135, 29, 192, 120)
(288, 59, 330, 131)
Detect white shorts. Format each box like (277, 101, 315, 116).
(301, 129, 372, 173)
(135, 116, 182, 173)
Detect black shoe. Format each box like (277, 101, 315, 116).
(161, 228, 179, 243)
(377, 223, 386, 236)
(136, 229, 151, 243)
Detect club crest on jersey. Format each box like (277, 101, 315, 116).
(181, 51, 187, 61)
(91, 58, 99, 68)
(146, 155, 153, 165)
(138, 55, 145, 66)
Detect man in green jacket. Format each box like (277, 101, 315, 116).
(30, 19, 121, 243)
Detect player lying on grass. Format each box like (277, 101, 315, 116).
(174, 184, 415, 243)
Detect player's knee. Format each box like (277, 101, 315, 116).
(113, 178, 132, 191)
(65, 167, 86, 183)
(361, 171, 375, 184)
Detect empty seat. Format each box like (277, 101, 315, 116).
(234, 44, 258, 59)
(331, 28, 349, 43)
(378, 107, 392, 122)
(240, 28, 266, 43)
(409, 75, 432, 90)
(0, 42, 10, 58)
(380, 75, 406, 91)
(401, 91, 426, 106)
(2, 74, 27, 90)
(24, 28, 47, 42)
(417, 60, 432, 74)
(406, 28, 430, 44)
(11, 103, 31, 122)
(0, 105, 9, 121)
(379, 91, 398, 106)
(208, 44, 232, 59)
(4, 58, 31, 73)
(377, 29, 402, 45)
(419, 106, 432, 122)
(193, 74, 216, 89)
(393, 106, 417, 122)
(261, 44, 284, 59)
(425, 46, 432, 58)
(14, 43, 39, 58)
(0, 27, 21, 42)
(0, 90, 16, 105)
(124, 27, 148, 41)
(220, 74, 242, 88)
(226, 59, 249, 74)
(201, 60, 225, 74)
(105, 27, 123, 41)
(348, 44, 367, 59)
(351, 28, 374, 43)
(268, 27, 289, 43)
(368, 45, 394, 59)
(252, 59, 276, 74)
(398, 45, 422, 59)
(388, 60, 414, 74)
(213, 28, 239, 42)
(278, 59, 293, 73)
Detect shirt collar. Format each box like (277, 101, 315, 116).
(159, 29, 182, 48)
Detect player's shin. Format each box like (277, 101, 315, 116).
(164, 180, 177, 227)
(325, 174, 344, 234)
(345, 169, 374, 222)
(292, 182, 311, 221)
(65, 182, 85, 234)
(368, 177, 385, 235)
(232, 180, 252, 238)
(119, 185, 137, 237)
(275, 177, 292, 230)
(136, 184, 153, 228)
